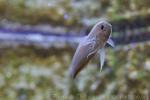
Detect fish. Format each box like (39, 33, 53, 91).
(68, 20, 115, 79)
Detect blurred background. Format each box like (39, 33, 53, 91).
(0, 0, 150, 100)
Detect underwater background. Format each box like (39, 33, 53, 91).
(0, 0, 150, 100)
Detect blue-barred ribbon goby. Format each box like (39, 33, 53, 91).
(68, 20, 115, 79)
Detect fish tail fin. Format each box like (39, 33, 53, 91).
(68, 65, 76, 79)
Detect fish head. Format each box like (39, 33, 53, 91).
(96, 21, 112, 41)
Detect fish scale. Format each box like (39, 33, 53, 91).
(68, 20, 115, 79)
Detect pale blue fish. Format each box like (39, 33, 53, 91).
(69, 20, 115, 79)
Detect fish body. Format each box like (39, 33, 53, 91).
(69, 21, 114, 79)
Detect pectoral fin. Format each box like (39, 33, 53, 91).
(99, 48, 105, 72)
(107, 38, 115, 48)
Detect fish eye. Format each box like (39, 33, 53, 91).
(101, 25, 104, 30)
